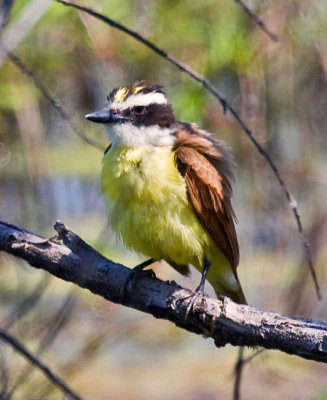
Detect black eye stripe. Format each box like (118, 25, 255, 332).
(120, 105, 149, 116)
(119, 103, 176, 128)
(134, 105, 146, 113)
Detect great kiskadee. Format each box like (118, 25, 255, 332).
(85, 81, 246, 305)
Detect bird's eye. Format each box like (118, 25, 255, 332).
(134, 106, 145, 114)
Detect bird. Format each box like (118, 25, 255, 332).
(85, 81, 247, 305)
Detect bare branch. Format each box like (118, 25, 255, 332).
(0, 42, 103, 151)
(0, 329, 82, 400)
(0, 220, 326, 363)
(233, 347, 244, 400)
(233, 347, 265, 399)
(7, 293, 77, 399)
(54, 0, 321, 300)
(0, 0, 52, 65)
(1, 275, 49, 329)
(233, 0, 278, 41)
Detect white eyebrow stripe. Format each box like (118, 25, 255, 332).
(111, 92, 167, 110)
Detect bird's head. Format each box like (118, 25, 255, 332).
(85, 81, 176, 147)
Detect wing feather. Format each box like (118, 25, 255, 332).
(173, 123, 239, 269)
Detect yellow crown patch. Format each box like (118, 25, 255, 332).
(107, 81, 164, 103)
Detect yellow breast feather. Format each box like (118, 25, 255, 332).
(101, 145, 211, 266)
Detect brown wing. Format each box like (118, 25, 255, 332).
(173, 123, 239, 270)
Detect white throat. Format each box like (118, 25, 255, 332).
(106, 123, 176, 147)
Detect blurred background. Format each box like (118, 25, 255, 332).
(0, 0, 327, 399)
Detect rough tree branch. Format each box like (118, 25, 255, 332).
(0, 220, 326, 363)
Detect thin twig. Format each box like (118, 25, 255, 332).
(233, 347, 244, 400)
(55, 0, 322, 300)
(1, 275, 49, 329)
(7, 294, 77, 399)
(0, 42, 103, 151)
(233, 0, 278, 41)
(0, 329, 82, 400)
(233, 347, 265, 400)
(0, 0, 53, 68)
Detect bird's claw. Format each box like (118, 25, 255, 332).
(120, 259, 155, 299)
(184, 288, 206, 321)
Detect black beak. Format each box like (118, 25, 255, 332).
(85, 108, 125, 124)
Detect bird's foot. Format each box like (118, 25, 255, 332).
(184, 257, 210, 321)
(184, 285, 206, 321)
(120, 258, 155, 299)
